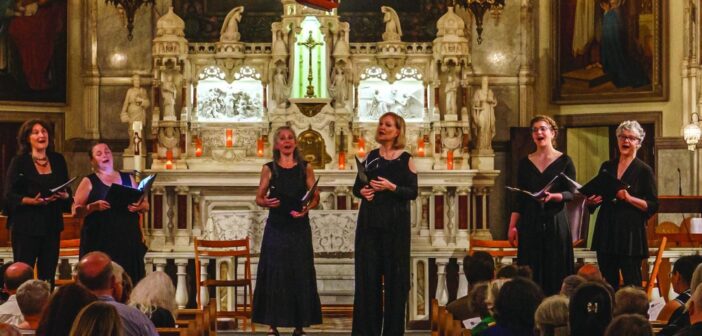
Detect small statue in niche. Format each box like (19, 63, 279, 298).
(120, 74, 150, 154)
(270, 63, 290, 108)
(157, 126, 181, 159)
(441, 126, 462, 159)
(471, 76, 497, 151)
(220, 6, 244, 43)
(161, 72, 177, 121)
(272, 29, 288, 57)
(332, 25, 349, 58)
(444, 73, 458, 116)
(329, 66, 348, 108)
(381, 6, 402, 42)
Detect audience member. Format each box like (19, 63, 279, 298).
(471, 279, 511, 335)
(484, 277, 544, 336)
(604, 313, 653, 336)
(0, 263, 14, 304)
(35, 283, 97, 336)
(534, 295, 569, 336)
(613, 286, 649, 318)
(577, 264, 603, 282)
(0, 323, 20, 336)
(495, 264, 532, 279)
(110, 262, 125, 304)
(660, 263, 702, 336)
(76, 251, 157, 336)
(673, 283, 702, 336)
(447, 252, 495, 320)
(129, 271, 176, 328)
(0, 263, 33, 325)
(560, 274, 586, 298)
(120, 271, 134, 304)
(658, 255, 702, 322)
(69, 301, 123, 336)
(570, 281, 613, 336)
(15, 280, 50, 331)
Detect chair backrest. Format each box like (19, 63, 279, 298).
(194, 237, 252, 280)
(468, 239, 517, 259)
(431, 298, 440, 333)
(59, 239, 80, 257)
(645, 237, 667, 297)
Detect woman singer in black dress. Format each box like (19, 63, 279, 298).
(3, 119, 72, 285)
(508, 115, 575, 296)
(73, 143, 149, 283)
(352, 112, 418, 335)
(253, 126, 322, 336)
(588, 120, 658, 290)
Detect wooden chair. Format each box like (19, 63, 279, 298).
(468, 239, 517, 264)
(431, 298, 440, 336)
(194, 238, 254, 332)
(55, 239, 80, 286)
(643, 237, 667, 298)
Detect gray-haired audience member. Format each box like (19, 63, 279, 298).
(603, 313, 653, 336)
(534, 295, 569, 336)
(560, 275, 586, 298)
(129, 271, 177, 328)
(15, 280, 50, 331)
(76, 251, 158, 336)
(613, 286, 649, 318)
(0, 263, 33, 326)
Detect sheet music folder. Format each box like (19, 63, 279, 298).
(105, 174, 157, 209)
(16, 174, 77, 197)
(355, 156, 369, 184)
(576, 170, 629, 200)
(505, 174, 560, 201)
(300, 177, 320, 208)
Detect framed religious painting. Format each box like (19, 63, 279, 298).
(0, 0, 67, 104)
(552, 0, 667, 104)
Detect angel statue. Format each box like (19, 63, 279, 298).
(381, 6, 402, 42)
(471, 76, 497, 151)
(157, 126, 181, 159)
(220, 6, 244, 42)
(120, 74, 150, 154)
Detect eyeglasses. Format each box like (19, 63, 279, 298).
(531, 126, 552, 133)
(617, 135, 640, 143)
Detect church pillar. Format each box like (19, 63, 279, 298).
(446, 191, 457, 247)
(518, 0, 535, 126)
(199, 258, 210, 308)
(456, 187, 470, 247)
(191, 191, 203, 238)
(417, 190, 431, 243)
(175, 186, 191, 247)
(430, 186, 447, 247)
(175, 259, 189, 309)
(154, 258, 167, 272)
(472, 187, 492, 240)
(144, 258, 153, 276)
(435, 258, 449, 305)
(456, 258, 468, 298)
(165, 187, 176, 244)
(81, 0, 100, 138)
(151, 186, 166, 248)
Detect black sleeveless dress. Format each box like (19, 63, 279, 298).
(252, 161, 322, 327)
(80, 172, 146, 282)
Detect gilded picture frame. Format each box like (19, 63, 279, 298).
(552, 0, 667, 104)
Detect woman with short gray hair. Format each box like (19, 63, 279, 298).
(588, 120, 658, 290)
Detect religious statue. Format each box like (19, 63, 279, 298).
(332, 25, 350, 58)
(161, 73, 177, 121)
(441, 126, 462, 158)
(329, 66, 348, 108)
(367, 89, 387, 118)
(271, 30, 288, 57)
(157, 126, 181, 159)
(270, 63, 290, 107)
(471, 76, 497, 151)
(120, 74, 150, 154)
(444, 73, 458, 116)
(220, 6, 244, 43)
(380, 6, 402, 42)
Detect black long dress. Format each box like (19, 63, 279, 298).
(80, 173, 146, 283)
(513, 155, 575, 296)
(352, 149, 418, 336)
(252, 161, 322, 328)
(591, 158, 658, 288)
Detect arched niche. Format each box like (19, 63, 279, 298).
(358, 66, 424, 122)
(196, 65, 264, 122)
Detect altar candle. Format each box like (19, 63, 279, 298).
(357, 137, 366, 158)
(338, 151, 346, 170)
(417, 136, 425, 157)
(257, 137, 264, 157)
(225, 129, 233, 147)
(447, 150, 454, 170)
(195, 137, 203, 157)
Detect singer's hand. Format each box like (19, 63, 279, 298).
(585, 195, 603, 206)
(88, 200, 111, 212)
(263, 197, 280, 208)
(290, 205, 310, 218)
(360, 186, 375, 201)
(616, 189, 630, 202)
(543, 192, 563, 203)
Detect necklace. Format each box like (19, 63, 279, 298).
(32, 156, 49, 167)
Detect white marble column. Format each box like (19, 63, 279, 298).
(154, 258, 167, 272)
(457, 258, 468, 298)
(455, 187, 470, 247)
(435, 258, 449, 305)
(199, 258, 210, 308)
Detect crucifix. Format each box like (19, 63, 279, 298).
(297, 30, 323, 98)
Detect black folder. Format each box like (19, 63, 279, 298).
(16, 174, 76, 197)
(356, 156, 369, 184)
(105, 174, 157, 209)
(505, 174, 560, 201)
(300, 177, 320, 208)
(577, 170, 629, 200)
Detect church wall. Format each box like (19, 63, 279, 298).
(469, 4, 522, 76)
(95, 1, 154, 75)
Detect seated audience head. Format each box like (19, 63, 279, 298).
(0, 323, 20, 336)
(496, 264, 532, 279)
(570, 281, 613, 336)
(69, 301, 123, 336)
(561, 274, 586, 298)
(673, 255, 702, 294)
(76, 252, 114, 295)
(16, 280, 50, 327)
(577, 264, 603, 282)
(689, 283, 702, 324)
(464, 251, 495, 286)
(603, 313, 653, 336)
(534, 295, 570, 336)
(467, 282, 490, 319)
(129, 271, 177, 317)
(486, 278, 511, 314)
(3, 262, 33, 295)
(110, 262, 125, 303)
(119, 270, 133, 304)
(0, 262, 14, 303)
(493, 277, 544, 335)
(690, 263, 702, 297)
(614, 286, 649, 318)
(36, 283, 97, 336)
